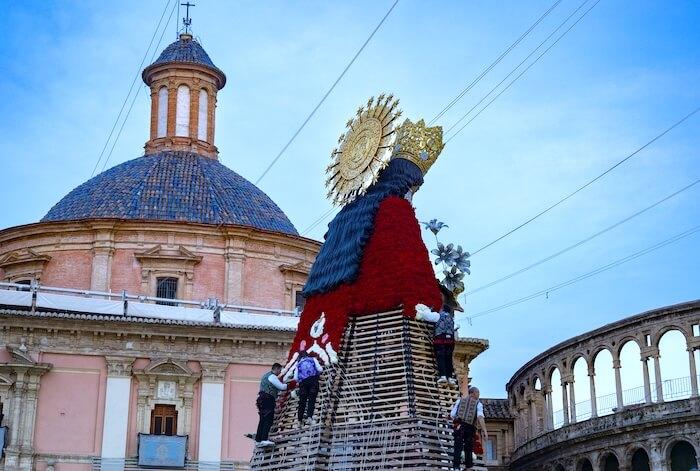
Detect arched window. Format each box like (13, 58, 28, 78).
(631, 448, 650, 471)
(175, 85, 190, 137)
(157, 87, 168, 137)
(670, 441, 698, 471)
(603, 453, 620, 471)
(658, 330, 691, 401)
(578, 458, 594, 471)
(198, 89, 208, 141)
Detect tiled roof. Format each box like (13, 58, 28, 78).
(42, 151, 298, 235)
(151, 35, 221, 72)
(0, 307, 298, 332)
(482, 398, 514, 420)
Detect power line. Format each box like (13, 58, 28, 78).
(254, 0, 400, 185)
(429, 0, 563, 125)
(99, 0, 178, 173)
(467, 105, 700, 257)
(444, 0, 594, 140)
(469, 223, 700, 319)
(298, 0, 572, 235)
(90, 0, 173, 177)
(301, 206, 337, 236)
(467, 178, 700, 296)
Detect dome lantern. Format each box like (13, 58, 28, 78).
(142, 32, 226, 159)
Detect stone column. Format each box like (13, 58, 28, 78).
(652, 350, 664, 402)
(613, 359, 624, 408)
(688, 347, 698, 398)
(543, 385, 554, 431)
(224, 236, 246, 305)
(167, 82, 177, 136)
(101, 357, 134, 471)
(528, 396, 537, 436)
(189, 79, 200, 141)
(20, 374, 42, 449)
(642, 356, 652, 404)
(3, 370, 27, 471)
(90, 224, 115, 292)
(588, 368, 598, 418)
(198, 362, 228, 465)
(566, 376, 577, 423)
(561, 381, 570, 426)
(649, 440, 669, 471)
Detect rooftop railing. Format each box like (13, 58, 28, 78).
(552, 375, 697, 428)
(0, 281, 299, 327)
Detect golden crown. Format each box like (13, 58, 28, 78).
(391, 119, 444, 175)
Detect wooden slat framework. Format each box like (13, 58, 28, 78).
(250, 310, 460, 470)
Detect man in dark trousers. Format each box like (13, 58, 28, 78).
(416, 283, 463, 385)
(294, 351, 323, 425)
(450, 386, 487, 470)
(255, 362, 288, 447)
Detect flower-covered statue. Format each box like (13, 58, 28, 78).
(287, 96, 446, 369)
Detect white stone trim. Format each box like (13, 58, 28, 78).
(100, 376, 131, 459)
(197, 382, 224, 462)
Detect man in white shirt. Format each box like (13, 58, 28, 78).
(450, 386, 487, 470)
(255, 362, 289, 447)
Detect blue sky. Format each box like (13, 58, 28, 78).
(1, 0, 698, 398)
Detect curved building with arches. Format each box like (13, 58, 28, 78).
(505, 300, 700, 471)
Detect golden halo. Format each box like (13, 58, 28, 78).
(325, 94, 402, 206)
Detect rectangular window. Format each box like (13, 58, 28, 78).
(294, 290, 306, 314)
(150, 404, 178, 436)
(693, 324, 699, 337)
(485, 436, 497, 461)
(156, 277, 178, 305)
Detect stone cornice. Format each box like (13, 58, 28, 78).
(0, 219, 321, 254)
(506, 300, 700, 389)
(510, 397, 700, 466)
(454, 337, 490, 361)
(134, 244, 203, 264)
(105, 356, 134, 377)
(0, 249, 51, 269)
(0, 311, 294, 366)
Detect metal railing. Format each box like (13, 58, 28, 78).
(0, 280, 297, 319)
(92, 458, 236, 471)
(552, 375, 697, 428)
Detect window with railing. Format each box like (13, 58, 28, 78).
(156, 277, 178, 306)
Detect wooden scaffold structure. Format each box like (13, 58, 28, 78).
(250, 310, 462, 470)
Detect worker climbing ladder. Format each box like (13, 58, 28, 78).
(250, 310, 460, 470)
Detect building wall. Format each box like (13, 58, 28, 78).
(0, 311, 295, 470)
(33, 354, 106, 456)
(0, 220, 319, 311)
(222, 363, 271, 462)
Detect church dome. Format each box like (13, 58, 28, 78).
(143, 33, 226, 88)
(42, 151, 298, 235)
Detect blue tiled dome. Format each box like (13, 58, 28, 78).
(42, 151, 298, 235)
(146, 35, 225, 79)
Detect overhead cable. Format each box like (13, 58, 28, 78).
(99, 0, 178, 173)
(469, 223, 700, 319)
(429, 0, 563, 124)
(90, 0, 173, 177)
(467, 104, 700, 257)
(254, 0, 400, 185)
(467, 178, 700, 295)
(443, 0, 595, 140)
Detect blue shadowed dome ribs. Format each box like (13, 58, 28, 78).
(42, 151, 298, 235)
(152, 36, 217, 69)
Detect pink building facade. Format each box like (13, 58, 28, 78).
(0, 30, 319, 471)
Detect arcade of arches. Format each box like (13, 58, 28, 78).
(505, 300, 700, 471)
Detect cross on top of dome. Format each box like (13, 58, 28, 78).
(181, 2, 195, 35)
